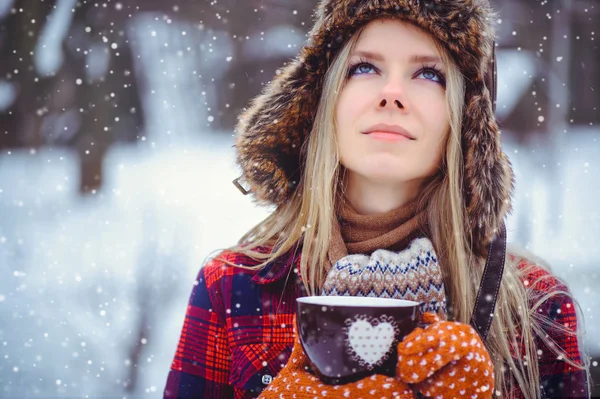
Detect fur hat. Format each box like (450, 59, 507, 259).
(234, 0, 514, 256)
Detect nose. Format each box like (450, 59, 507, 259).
(379, 98, 403, 109)
(378, 80, 406, 110)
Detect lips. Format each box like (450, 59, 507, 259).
(362, 123, 416, 140)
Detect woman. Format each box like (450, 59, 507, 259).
(164, 0, 590, 398)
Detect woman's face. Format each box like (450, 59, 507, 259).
(336, 19, 450, 193)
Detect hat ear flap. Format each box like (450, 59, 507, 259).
(462, 81, 514, 256)
(235, 56, 322, 206)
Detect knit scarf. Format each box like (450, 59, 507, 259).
(327, 199, 429, 267)
(323, 199, 448, 318)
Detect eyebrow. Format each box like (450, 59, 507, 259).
(350, 50, 444, 65)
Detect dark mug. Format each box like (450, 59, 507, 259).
(296, 296, 423, 385)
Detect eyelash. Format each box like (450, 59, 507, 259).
(347, 57, 446, 86)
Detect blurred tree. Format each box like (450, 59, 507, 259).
(0, 0, 145, 194)
(66, 1, 145, 194)
(0, 0, 58, 149)
(569, 1, 599, 125)
(0, 0, 317, 192)
(153, 0, 317, 130)
(494, 0, 598, 133)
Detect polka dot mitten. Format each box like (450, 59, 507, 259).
(258, 318, 416, 399)
(396, 313, 495, 399)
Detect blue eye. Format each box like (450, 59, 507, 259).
(417, 67, 446, 85)
(348, 62, 377, 76)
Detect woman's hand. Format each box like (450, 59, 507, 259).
(259, 318, 415, 399)
(396, 313, 495, 399)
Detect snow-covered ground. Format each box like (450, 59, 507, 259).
(0, 127, 598, 397)
(0, 134, 272, 398)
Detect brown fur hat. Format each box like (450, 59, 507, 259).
(234, 0, 514, 256)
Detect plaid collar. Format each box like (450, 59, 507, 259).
(251, 247, 301, 285)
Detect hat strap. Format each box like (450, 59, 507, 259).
(470, 223, 506, 342)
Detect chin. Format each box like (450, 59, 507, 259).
(361, 160, 411, 178)
(358, 169, 414, 185)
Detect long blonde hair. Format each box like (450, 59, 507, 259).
(227, 23, 590, 399)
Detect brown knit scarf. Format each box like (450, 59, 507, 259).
(327, 199, 429, 269)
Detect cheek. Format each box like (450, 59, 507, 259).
(420, 93, 449, 144)
(335, 98, 350, 131)
(430, 114, 449, 149)
(335, 90, 362, 165)
(335, 90, 355, 150)
(336, 83, 370, 128)
(432, 131, 448, 164)
(426, 122, 450, 173)
(417, 94, 449, 170)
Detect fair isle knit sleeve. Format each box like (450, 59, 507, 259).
(321, 238, 448, 320)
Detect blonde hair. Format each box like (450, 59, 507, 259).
(227, 22, 590, 399)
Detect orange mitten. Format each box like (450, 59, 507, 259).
(259, 320, 415, 399)
(396, 313, 494, 399)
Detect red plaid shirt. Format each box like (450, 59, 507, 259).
(164, 249, 588, 399)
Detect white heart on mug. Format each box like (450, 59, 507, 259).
(347, 318, 395, 367)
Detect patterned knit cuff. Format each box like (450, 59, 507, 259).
(321, 237, 448, 320)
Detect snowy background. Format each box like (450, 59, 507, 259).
(0, 0, 598, 398)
